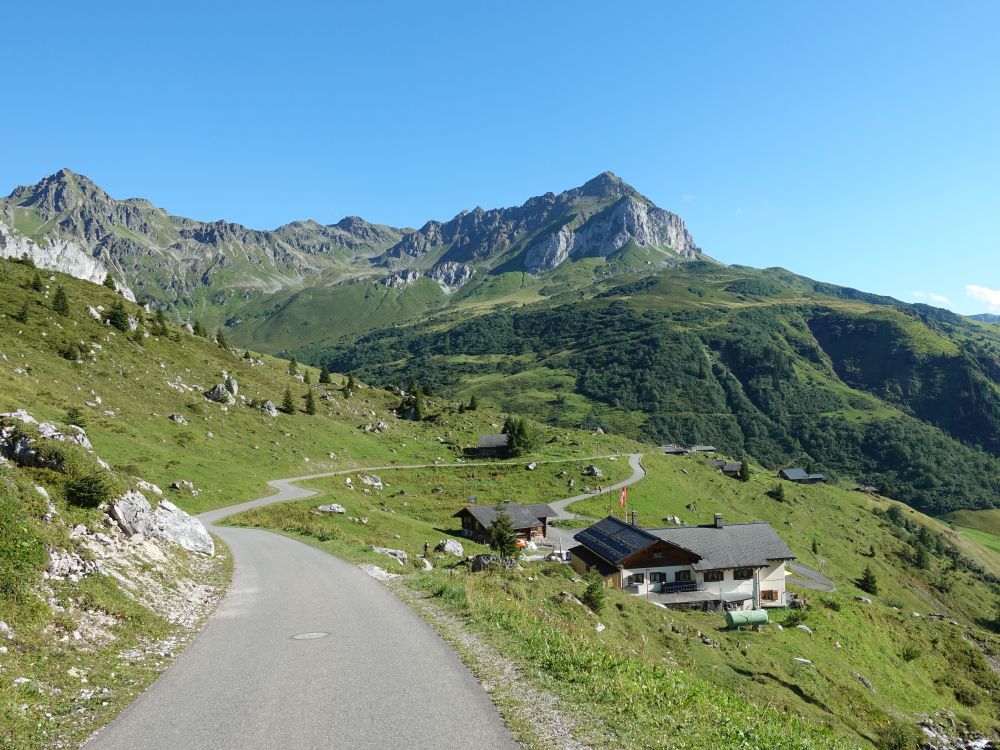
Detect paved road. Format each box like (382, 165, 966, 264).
(543, 453, 646, 552)
(787, 561, 836, 592)
(85, 471, 519, 749)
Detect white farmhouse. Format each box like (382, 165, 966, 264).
(569, 514, 795, 609)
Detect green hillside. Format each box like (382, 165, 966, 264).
(307, 263, 1000, 516)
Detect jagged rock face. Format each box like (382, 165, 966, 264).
(429, 262, 473, 291)
(0, 221, 108, 284)
(380, 270, 421, 288)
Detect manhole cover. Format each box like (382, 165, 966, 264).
(292, 632, 329, 640)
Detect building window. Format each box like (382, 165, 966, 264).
(703, 570, 724, 582)
(628, 573, 645, 585)
(649, 572, 666, 583)
(761, 589, 779, 601)
(733, 567, 754, 580)
(674, 570, 692, 582)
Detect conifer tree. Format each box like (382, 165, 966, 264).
(319, 366, 331, 384)
(52, 285, 70, 316)
(303, 370, 311, 385)
(192, 320, 207, 337)
(468, 394, 479, 411)
(288, 357, 298, 376)
(107, 300, 130, 332)
(738, 457, 752, 482)
(103, 274, 117, 290)
(914, 544, 929, 569)
(859, 565, 879, 595)
(215, 329, 228, 350)
(489, 503, 519, 559)
(13, 300, 29, 324)
(153, 309, 168, 335)
(304, 389, 316, 415)
(30, 272, 44, 292)
(581, 573, 605, 614)
(281, 387, 295, 414)
(243, 349, 252, 360)
(414, 386, 426, 421)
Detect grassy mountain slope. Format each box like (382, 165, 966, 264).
(310, 263, 1000, 515)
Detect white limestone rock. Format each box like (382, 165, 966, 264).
(110, 490, 214, 556)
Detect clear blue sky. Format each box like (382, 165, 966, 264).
(3, 2, 999, 314)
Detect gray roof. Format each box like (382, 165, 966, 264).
(779, 468, 808, 480)
(661, 444, 689, 454)
(574, 516, 660, 564)
(709, 460, 742, 473)
(648, 522, 795, 571)
(688, 445, 717, 452)
(456, 502, 554, 531)
(477, 434, 510, 449)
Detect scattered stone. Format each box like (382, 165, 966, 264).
(372, 546, 408, 565)
(431, 486, 444, 494)
(0, 621, 13, 639)
(168, 414, 188, 425)
(358, 563, 400, 582)
(583, 464, 603, 477)
(794, 657, 812, 665)
(47, 549, 100, 581)
(558, 591, 583, 606)
(527, 462, 538, 471)
(772, 623, 784, 631)
(796, 624, 813, 635)
(136, 480, 163, 496)
(435, 539, 464, 557)
(169, 480, 199, 496)
(261, 400, 279, 418)
(205, 383, 235, 405)
(854, 596, 872, 604)
(853, 672, 875, 692)
(317, 503, 346, 514)
(419, 558, 433, 571)
(358, 475, 383, 490)
(595, 623, 606, 633)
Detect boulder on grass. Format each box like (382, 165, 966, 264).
(435, 539, 464, 557)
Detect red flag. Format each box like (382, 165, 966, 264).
(619, 485, 627, 508)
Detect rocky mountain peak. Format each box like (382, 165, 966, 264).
(8, 168, 110, 214)
(579, 171, 635, 199)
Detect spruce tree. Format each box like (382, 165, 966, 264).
(30, 272, 44, 292)
(153, 309, 168, 335)
(738, 457, 751, 482)
(13, 301, 29, 324)
(215, 328, 228, 350)
(303, 370, 312, 385)
(192, 320, 207, 337)
(52, 285, 70, 316)
(288, 357, 298, 376)
(107, 300, 130, 332)
(581, 573, 606, 614)
(319, 366, 331, 384)
(858, 565, 879, 595)
(468, 394, 479, 411)
(281, 387, 295, 414)
(489, 504, 519, 559)
(811, 538, 819, 555)
(304, 389, 317, 415)
(103, 274, 117, 290)
(243, 349, 252, 360)
(914, 544, 929, 569)
(414, 386, 426, 421)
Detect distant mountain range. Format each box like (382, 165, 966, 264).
(0, 169, 704, 314)
(970, 313, 1000, 323)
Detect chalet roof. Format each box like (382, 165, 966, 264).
(661, 444, 689, 455)
(455, 502, 554, 531)
(779, 468, 826, 482)
(574, 516, 796, 571)
(648, 522, 796, 571)
(477, 433, 510, 449)
(688, 445, 717, 452)
(573, 516, 661, 565)
(709, 460, 742, 473)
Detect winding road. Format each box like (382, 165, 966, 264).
(84, 454, 647, 750)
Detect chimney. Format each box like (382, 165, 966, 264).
(714, 513, 723, 528)
(631, 510, 637, 526)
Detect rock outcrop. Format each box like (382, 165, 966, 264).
(110, 490, 214, 556)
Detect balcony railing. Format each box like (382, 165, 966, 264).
(659, 581, 706, 594)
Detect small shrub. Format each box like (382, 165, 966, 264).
(900, 644, 920, 662)
(65, 471, 112, 508)
(819, 596, 841, 612)
(65, 407, 87, 429)
(875, 721, 919, 750)
(783, 608, 808, 627)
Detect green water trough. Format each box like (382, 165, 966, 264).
(725, 609, 769, 629)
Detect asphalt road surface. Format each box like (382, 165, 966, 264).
(84, 473, 519, 749)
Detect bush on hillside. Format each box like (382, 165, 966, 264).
(581, 574, 605, 614)
(65, 470, 112, 508)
